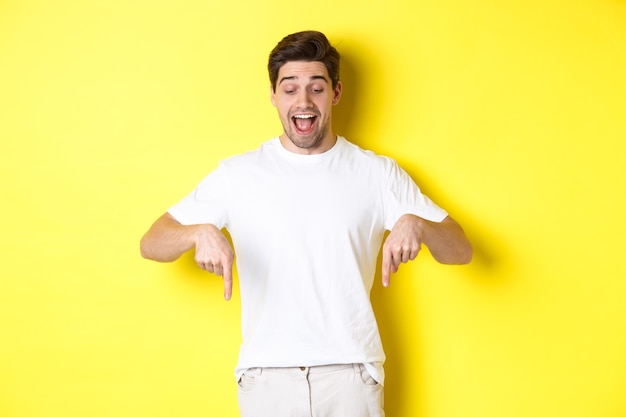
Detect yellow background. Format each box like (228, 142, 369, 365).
(1, 0, 625, 416)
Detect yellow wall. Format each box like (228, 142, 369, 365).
(1, 1, 625, 416)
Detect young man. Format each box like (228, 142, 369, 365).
(140, 30, 472, 417)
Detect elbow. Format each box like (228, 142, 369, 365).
(139, 237, 153, 260)
(139, 213, 189, 263)
(433, 241, 473, 265)
(140, 246, 172, 263)
(139, 235, 165, 262)
(450, 227, 473, 265)
(139, 245, 150, 260)
(458, 244, 473, 264)
(453, 239, 473, 265)
(139, 237, 180, 263)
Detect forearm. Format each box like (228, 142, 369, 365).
(421, 215, 472, 264)
(140, 213, 200, 262)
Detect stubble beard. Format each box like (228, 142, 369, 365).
(286, 129, 325, 150)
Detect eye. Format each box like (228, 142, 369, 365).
(311, 87, 324, 94)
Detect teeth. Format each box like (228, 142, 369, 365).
(293, 114, 315, 119)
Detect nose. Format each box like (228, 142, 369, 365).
(296, 90, 313, 108)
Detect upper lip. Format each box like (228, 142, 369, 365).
(291, 111, 319, 119)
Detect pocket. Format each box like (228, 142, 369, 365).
(357, 365, 385, 415)
(358, 365, 380, 387)
(237, 368, 261, 392)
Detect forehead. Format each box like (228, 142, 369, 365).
(277, 61, 330, 83)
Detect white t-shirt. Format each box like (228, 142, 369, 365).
(168, 136, 447, 385)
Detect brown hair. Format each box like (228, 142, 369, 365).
(268, 31, 340, 92)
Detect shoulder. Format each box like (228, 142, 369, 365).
(219, 138, 279, 168)
(338, 137, 400, 172)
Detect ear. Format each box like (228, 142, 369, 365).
(270, 85, 277, 107)
(332, 81, 342, 105)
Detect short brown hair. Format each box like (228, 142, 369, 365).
(268, 31, 340, 92)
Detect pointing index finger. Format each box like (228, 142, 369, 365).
(223, 262, 233, 301)
(382, 248, 391, 287)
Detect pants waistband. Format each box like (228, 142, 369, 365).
(247, 363, 361, 376)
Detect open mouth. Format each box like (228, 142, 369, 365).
(292, 114, 318, 135)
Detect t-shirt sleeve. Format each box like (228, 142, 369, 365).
(167, 162, 230, 228)
(382, 158, 448, 230)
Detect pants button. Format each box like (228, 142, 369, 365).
(300, 367, 306, 371)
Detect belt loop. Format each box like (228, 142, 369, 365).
(353, 363, 361, 375)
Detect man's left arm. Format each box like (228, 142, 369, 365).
(381, 215, 472, 287)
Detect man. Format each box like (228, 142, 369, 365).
(140, 30, 472, 417)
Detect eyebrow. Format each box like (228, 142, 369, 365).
(278, 75, 329, 85)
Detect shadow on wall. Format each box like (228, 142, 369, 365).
(397, 160, 503, 274)
(332, 49, 359, 144)
(333, 44, 382, 149)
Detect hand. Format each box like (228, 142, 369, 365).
(381, 214, 424, 287)
(193, 224, 235, 300)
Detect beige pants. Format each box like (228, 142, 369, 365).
(237, 363, 384, 417)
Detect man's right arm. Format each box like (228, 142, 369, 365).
(140, 212, 234, 300)
(140, 212, 199, 262)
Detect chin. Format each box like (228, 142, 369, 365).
(288, 132, 322, 149)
